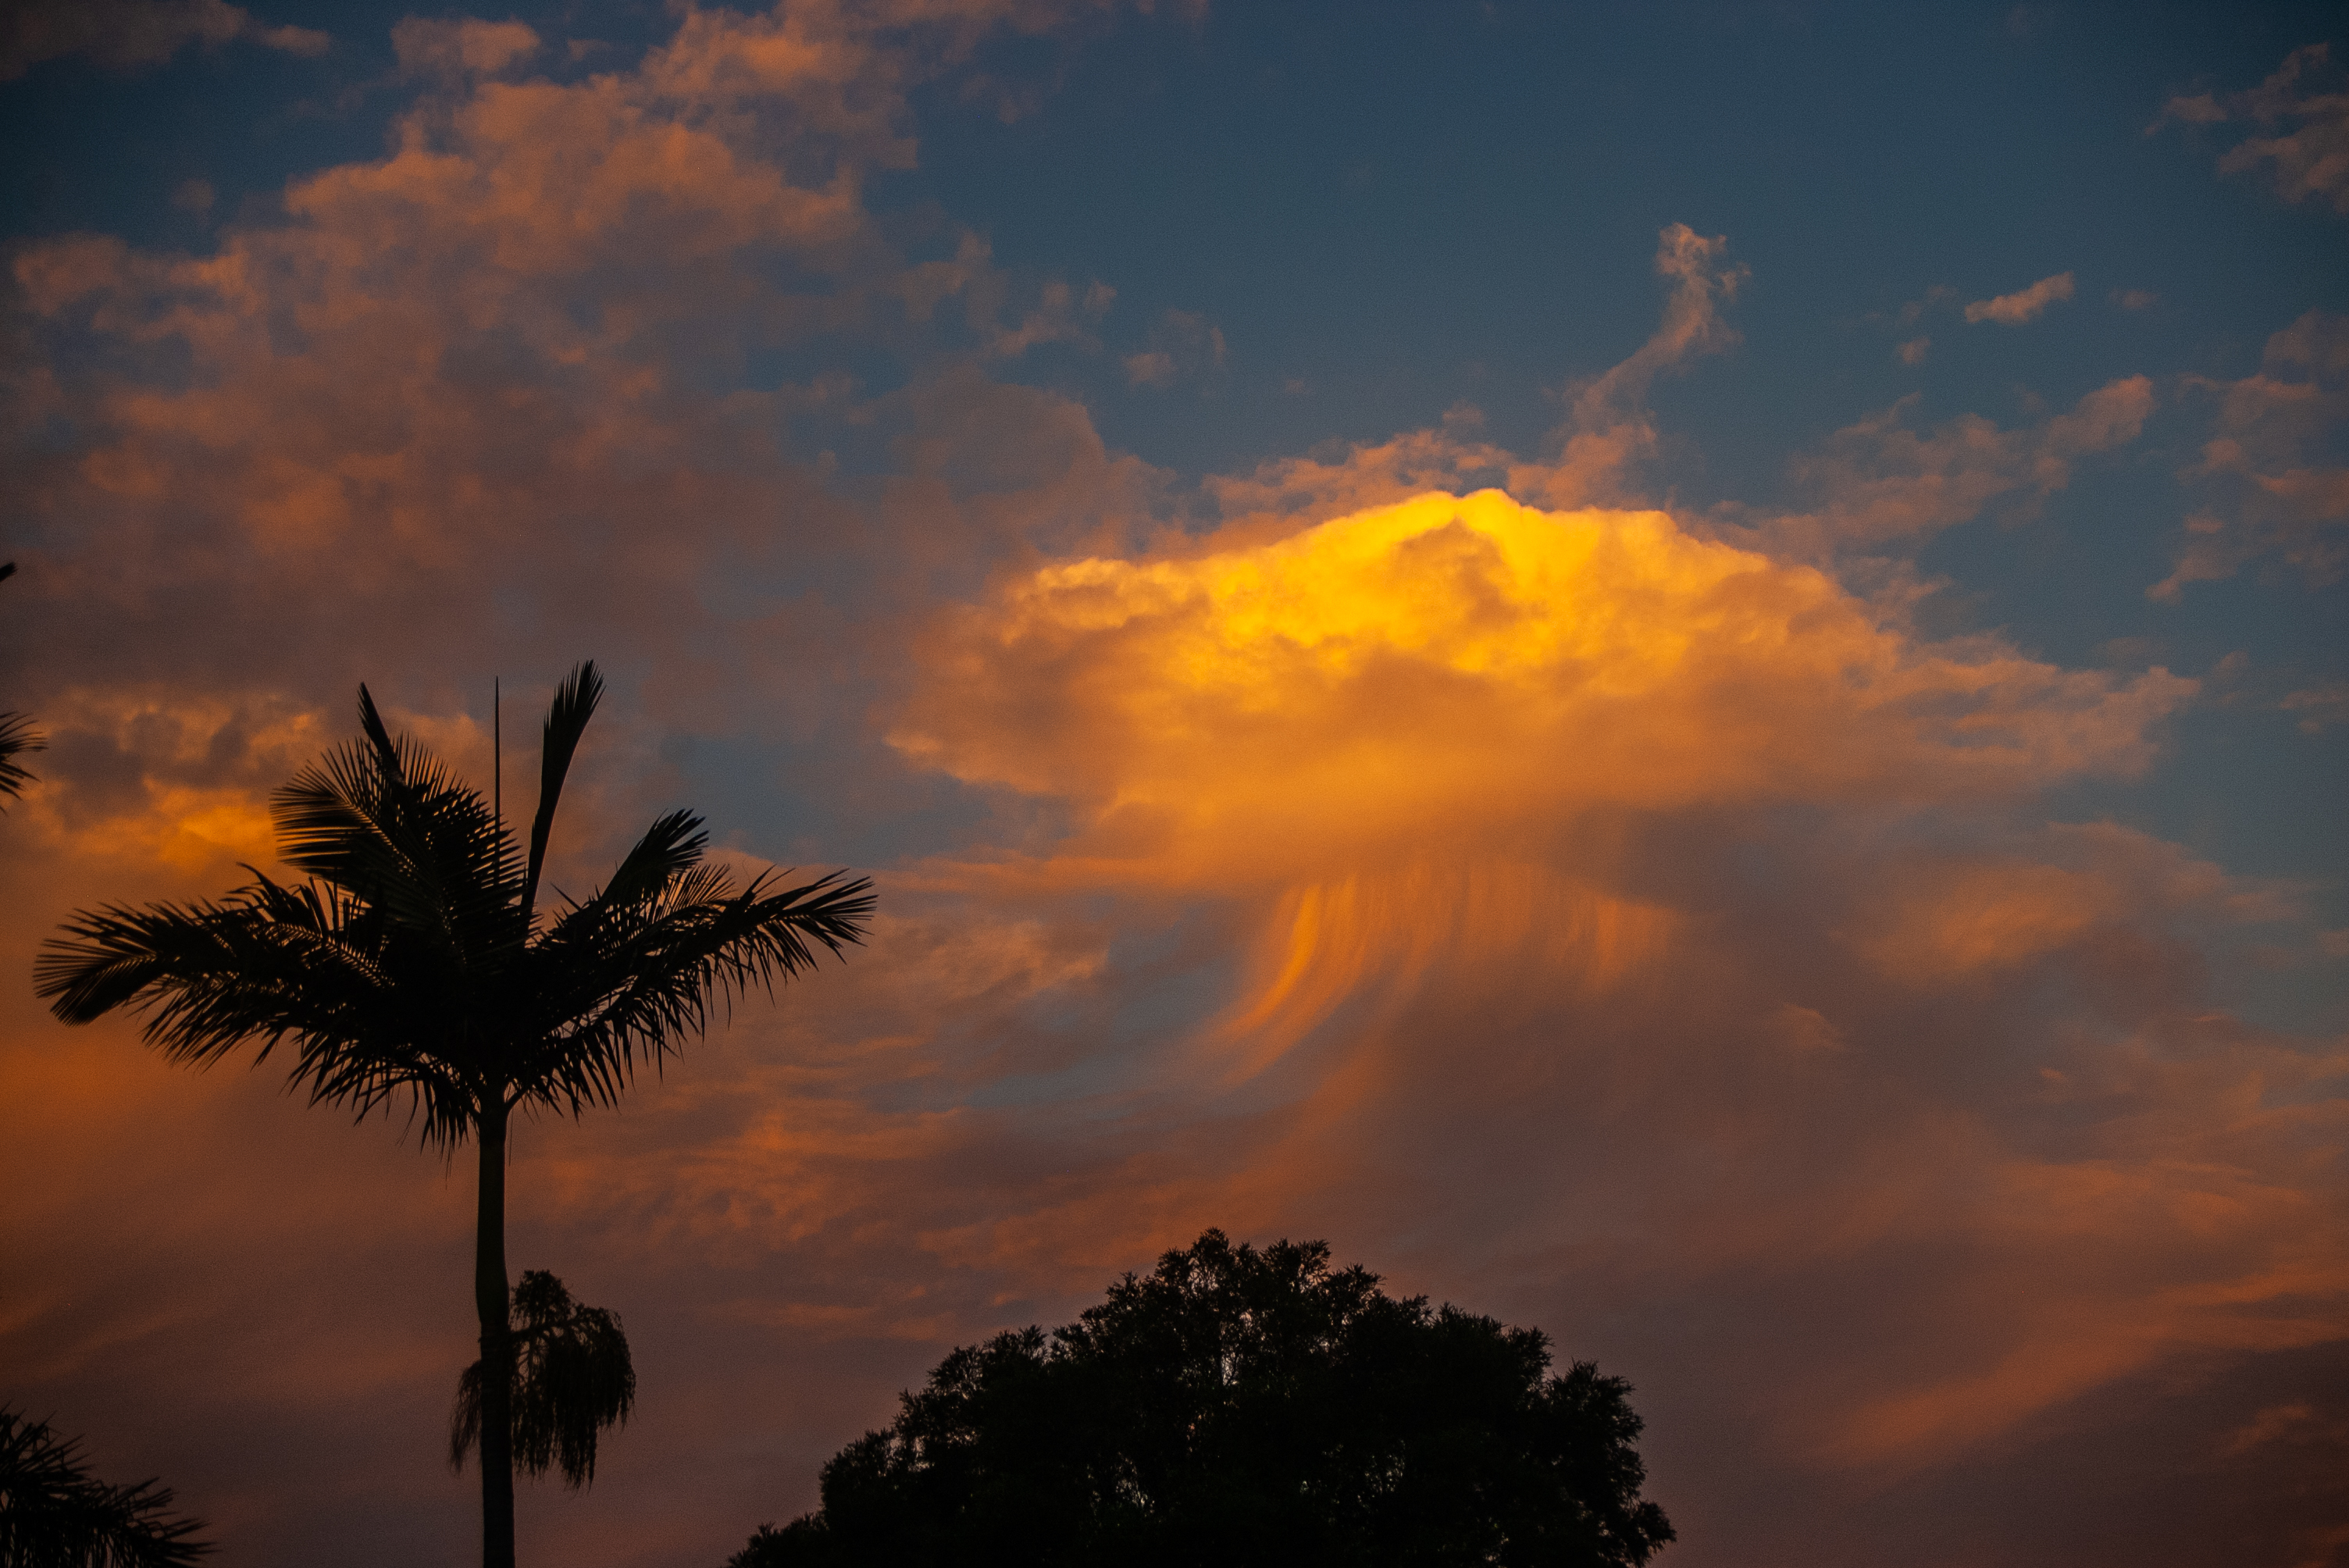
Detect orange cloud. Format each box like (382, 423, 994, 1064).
(1852, 822, 2291, 985)
(1756, 375, 2154, 556)
(1964, 271, 2076, 325)
(896, 490, 2189, 886)
(2158, 43, 2349, 214)
(2155, 311, 2349, 598)
(851, 481, 2344, 1495)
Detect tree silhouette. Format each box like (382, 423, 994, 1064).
(452, 1270, 636, 1489)
(0, 563, 45, 807)
(0, 1407, 212, 1566)
(37, 663, 874, 1568)
(733, 1230, 1674, 1568)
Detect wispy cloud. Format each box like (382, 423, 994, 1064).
(2153, 310, 2349, 599)
(1965, 271, 2076, 325)
(0, 0, 326, 80)
(2155, 43, 2349, 214)
(1123, 308, 1226, 387)
(1745, 375, 2154, 558)
(390, 15, 539, 79)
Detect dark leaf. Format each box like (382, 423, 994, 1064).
(0, 1407, 213, 1567)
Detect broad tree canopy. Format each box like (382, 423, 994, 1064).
(733, 1230, 1674, 1568)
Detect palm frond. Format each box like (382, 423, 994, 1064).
(36, 877, 486, 1149)
(273, 697, 523, 974)
(355, 684, 406, 789)
(522, 661, 604, 921)
(593, 810, 709, 914)
(0, 711, 45, 805)
(0, 1406, 213, 1566)
(508, 869, 874, 1114)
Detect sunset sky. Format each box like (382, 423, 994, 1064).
(3, 2, 2345, 1563)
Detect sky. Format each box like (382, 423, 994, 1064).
(2, 2, 2345, 1563)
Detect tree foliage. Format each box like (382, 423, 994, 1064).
(0, 1409, 212, 1567)
(452, 1270, 636, 1489)
(37, 667, 875, 1149)
(733, 1231, 1673, 1568)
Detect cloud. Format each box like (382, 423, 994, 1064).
(1965, 272, 2076, 325)
(1748, 376, 2154, 557)
(0, 0, 1198, 755)
(2112, 287, 2158, 311)
(1538, 224, 1748, 501)
(1896, 337, 1930, 365)
(0, 0, 327, 80)
(1891, 283, 1959, 327)
(865, 485, 2337, 1495)
(2156, 43, 2349, 214)
(390, 16, 540, 80)
(2153, 311, 2349, 599)
(2279, 681, 2349, 734)
(893, 492, 2191, 878)
(982, 276, 1114, 358)
(0, 14, 1189, 1556)
(1122, 307, 1226, 387)
(1196, 224, 1752, 532)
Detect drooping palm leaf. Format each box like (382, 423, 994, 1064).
(451, 1271, 636, 1490)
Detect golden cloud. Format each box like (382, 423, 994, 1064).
(856, 483, 2340, 1482)
(896, 489, 2192, 891)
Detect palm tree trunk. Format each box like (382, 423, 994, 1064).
(476, 1097, 515, 1568)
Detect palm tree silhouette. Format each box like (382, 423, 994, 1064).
(36, 663, 874, 1568)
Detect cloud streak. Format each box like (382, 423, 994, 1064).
(1965, 272, 2076, 326)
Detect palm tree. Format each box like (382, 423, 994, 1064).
(35, 664, 874, 1568)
